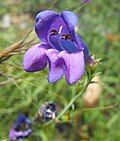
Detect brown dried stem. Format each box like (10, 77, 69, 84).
(0, 28, 34, 63)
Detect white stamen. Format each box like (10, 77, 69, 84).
(58, 26, 63, 34)
(52, 113, 56, 119)
(46, 109, 52, 113)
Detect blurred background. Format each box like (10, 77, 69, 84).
(0, 0, 120, 141)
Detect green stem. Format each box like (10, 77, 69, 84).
(56, 76, 92, 120)
(74, 0, 91, 13)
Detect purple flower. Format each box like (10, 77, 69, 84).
(9, 114, 32, 141)
(39, 102, 57, 121)
(33, 102, 57, 123)
(83, 0, 91, 3)
(23, 10, 91, 84)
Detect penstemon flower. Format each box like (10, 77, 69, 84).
(23, 10, 92, 84)
(9, 114, 32, 141)
(33, 102, 57, 122)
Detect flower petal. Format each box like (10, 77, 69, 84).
(13, 114, 32, 130)
(48, 34, 78, 53)
(48, 34, 63, 51)
(59, 51, 85, 84)
(9, 128, 32, 141)
(61, 11, 78, 39)
(35, 10, 69, 42)
(60, 39, 77, 53)
(75, 34, 89, 61)
(46, 49, 63, 83)
(23, 43, 47, 72)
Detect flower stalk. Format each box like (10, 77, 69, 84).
(56, 70, 93, 120)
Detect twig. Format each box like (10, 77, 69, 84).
(0, 41, 23, 58)
(82, 103, 118, 111)
(0, 29, 34, 63)
(74, 0, 92, 13)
